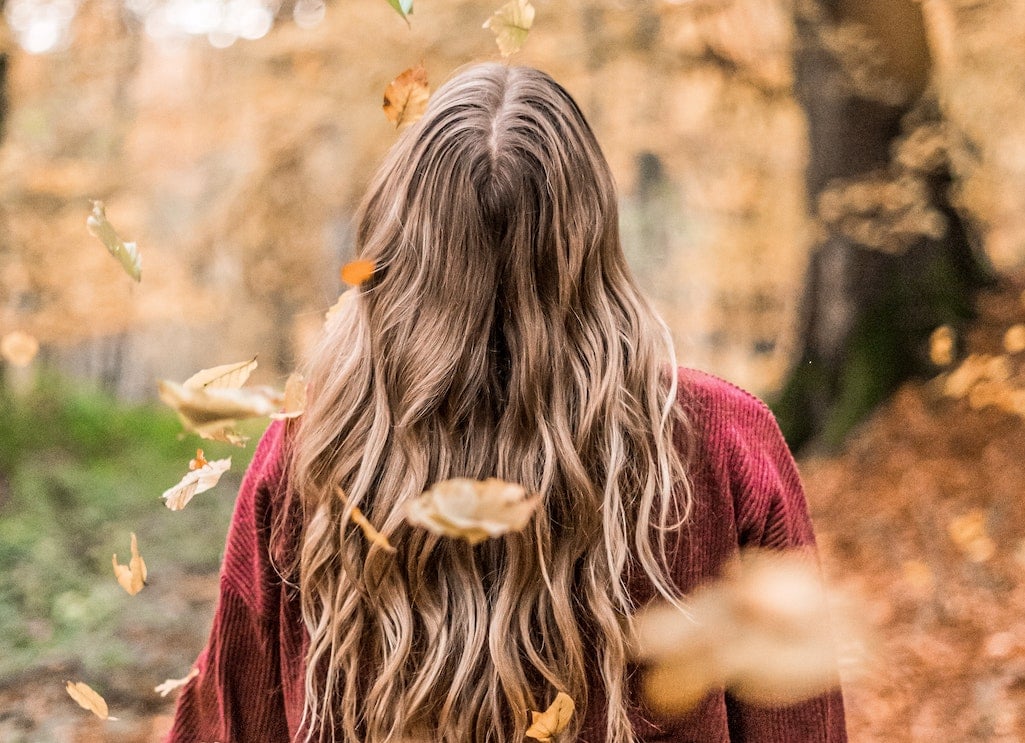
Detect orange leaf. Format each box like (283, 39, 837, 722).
(112, 532, 147, 595)
(340, 259, 376, 286)
(336, 486, 396, 553)
(382, 65, 430, 130)
(189, 449, 208, 470)
(525, 691, 575, 742)
(65, 681, 118, 720)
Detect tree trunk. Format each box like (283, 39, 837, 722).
(773, 0, 993, 451)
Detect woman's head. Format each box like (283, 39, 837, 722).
(287, 63, 690, 743)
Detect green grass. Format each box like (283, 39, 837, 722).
(0, 372, 264, 682)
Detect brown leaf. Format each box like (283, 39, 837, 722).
(404, 477, 541, 545)
(189, 449, 208, 470)
(154, 667, 199, 697)
(336, 486, 396, 553)
(86, 200, 141, 282)
(112, 532, 147, 595)
(483, 0, 535, 57)
(525, 691, 575, 742)
(0, 330, 39, 367)
(158, 379, 283, 446)
(183, 357, 258, 390)
(65, 680, 118, 720)
(162, 457, 232, 511)
(382, 65, 430, 130)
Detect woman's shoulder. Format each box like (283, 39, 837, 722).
(674, 366, 784, 451)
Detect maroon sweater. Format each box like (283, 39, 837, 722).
(166, 368, 847, 742)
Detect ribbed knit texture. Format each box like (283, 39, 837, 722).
(166, 368, 847, 742)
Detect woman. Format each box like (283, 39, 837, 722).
(167, 63, 846, 742)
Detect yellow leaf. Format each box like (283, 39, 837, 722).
(382, 66, 430, 130)
(270, 373, 307, 420)
(162, 457, 232, 511)
(1, 330, 39, 367)
(325, 288, 358, 322)
(158, 379, 282, 445)
(404, 477, 541, 545)
(525, 691, 575, 742)
(483, 0, 535, 57)
(183, 357, 258, 390)
(189, 449, 208, 470)
(65, 680, 118, 720)
(336, 486, 396, 553)
(154, 667, 199, 697)
(112, 532, 147, 595)
(86, 200, 141, 282)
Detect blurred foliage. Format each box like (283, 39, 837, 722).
(0, 371, 258, 681)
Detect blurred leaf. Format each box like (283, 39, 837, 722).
(483, 0, 535, 57)
(183, 357, 258, 390)
(383, 66, 430, 130)
(158, 380, 281, 446)
(154, 667, 199, 697)
(270, 373, 307, 420)
(336, 486, 396, 553)
(1, 331, 39, 367)
(386, 0, 413, 23)
(86, 201, 141, 282)
(162, 456, 231, 511)
(326, 288, 358, 322)
(112, 532, 147, 596)
(65, 680, 118, 720)
(404, 477, 541, 545)
(525, 691, 575, 742)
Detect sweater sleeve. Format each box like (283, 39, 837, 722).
(713, 381, 848, 742)
(165, 421, 292, 743)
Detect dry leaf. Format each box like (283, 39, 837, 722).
(158, 381, 282, 445)
(336, 486, 396, 553)
(386, 0, 413, 23)
(483, 0, 535, 57)
(183, 357, 258, 390)
(633, 551, 851, 713)
(270, 373, 307, 420)
(525, 691, 575, 742)
(112, 532, 147, 595)
(86, 200, 141, 282)
(162, 457, 232, 511)
(383, 66, 430, 129)
(1, 330, 39, 367)
(929, 325, 955, 366)
(65, 681, 118, 720)
(404, 477, 541, 545)
(154, 667, 199, 697)
(189, 449, 208, 470)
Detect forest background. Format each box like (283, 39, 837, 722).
(2, 0, 1025, 740)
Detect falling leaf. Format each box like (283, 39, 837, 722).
(189, 449, 208, 470)
(1, 330, 39, 367)
(383, 66, 430, 130)
(929, 325, 955, 366)
(326, 288, 358, 322)
(270, 373, 307, 420)
(336, 486, 396, 553)
(1004, 324, 1025, 354)
(386, 0, 413, 23)
(162, 457, 232, 511)
(525, 691, 575, 742)
(404, 477, 541, 545)
(633, 550, 853, 714)
(113, 532, 147, 595)
(86, 200, 142, 282)
(183, 357, 258, 390)
(154, 667, 199, 697)
(65, 681, 118, 720)
(483, 0, 535, 57)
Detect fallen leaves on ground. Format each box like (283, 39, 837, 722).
(336, 486, 396, 553)
(86, 200, 142, 282)
(1, 330, 39, 367)
(65, 681, 118, 720)
(162, 451, 232, 511)
(633, 550, 854, 713)
(483, 0, 535, 57)
(154, 667, 199, 697)
(404, 477, 541, 545)
(382, 66, 430, 130)
(525, 691, 575, 742)
(112, 532, 148, 595)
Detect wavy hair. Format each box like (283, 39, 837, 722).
(285, 63, 691, 743)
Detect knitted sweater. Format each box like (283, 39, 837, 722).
(166, 368, 847, 742)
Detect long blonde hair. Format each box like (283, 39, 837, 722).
(285, 63, 690, 743)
